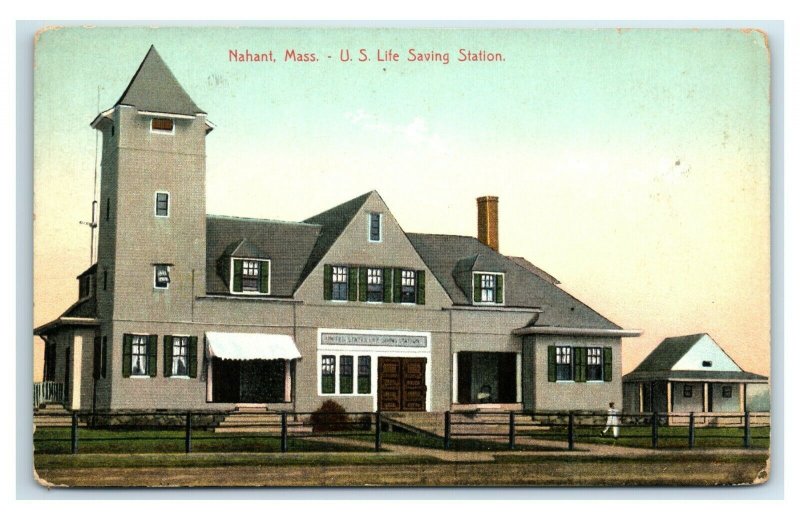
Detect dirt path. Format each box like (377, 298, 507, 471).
(36, 456, 769, 487)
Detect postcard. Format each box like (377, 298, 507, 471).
(32, 26, 770, 487)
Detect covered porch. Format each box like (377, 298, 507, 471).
(452, 351, 521, 409)
(205, 332, 301, 405)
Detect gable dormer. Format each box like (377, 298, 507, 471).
(452, 254, 505, 306)
(217, 239, 271, 295)
(77, 264, 97, 301)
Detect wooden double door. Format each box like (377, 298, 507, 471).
(378, 357, 427, 411)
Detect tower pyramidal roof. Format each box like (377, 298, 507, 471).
(115, 45, 204, 116)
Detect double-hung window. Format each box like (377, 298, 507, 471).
(131, 335, 149, 376)
(155, 192, 169, 217)
(358, 356, 371, 394)
(171, 336, 189, 377)
(401, 270, 416, 303)
(231, 258, 270, 294)
(321, 355, 336, 394)
(587, 347, 603, 381)
(474, 272, 504, 304)
(340, 356, 354, 394)
(241, 260, 260, 292)
(154, 264, 171, 289)
(366, 268, 383, 302)
(368, 212, 382, 242)
(556, 346, 573, 381)
(332, 266, 348, 301)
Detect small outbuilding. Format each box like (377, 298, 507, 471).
(622, 333, 768, 425)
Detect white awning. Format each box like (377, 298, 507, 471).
(205, 332, 301, 361)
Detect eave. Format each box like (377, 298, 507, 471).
(512, 325, 643, 338)
(34, 317, 100, 337)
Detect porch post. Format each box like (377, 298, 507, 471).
(206, 359, 213, 402)
(284, 360, 292, 403)
(451, 353, 458, 404)
(638, 383, 644, 413)
(703, 382, 709, 412)
(739, 382, 746, 413)
(667, 381, 673, 414)
(515, 353, 522, 403)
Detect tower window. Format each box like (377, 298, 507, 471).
(155, 192, 169, 217)
(151, 118, 174, 133)
(154, 264, 171, 289)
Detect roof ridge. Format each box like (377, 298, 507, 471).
(207, 214, 320, 227)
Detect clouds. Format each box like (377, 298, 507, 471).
(345, 109, 448, 151)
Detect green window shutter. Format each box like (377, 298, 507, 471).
(547, 345, 556, 382)
(259, 261, 270, 294)
(347, 267, 358, 301)
(358, 267, 367, 301)
(163, 335, 173, 377)
(383, 268, 392, 303)
(575, 347, 587, 383)
(416, 270, 426, 305)
(188, 336, 198, 378)
(147, 334, 158, 377)
(603, 347, 613, 382)
(323, 264, 333, 300)
(93, 336, 101, 380)
(233, 259, 243, 292)
(495, 274, 504, 304)
(122, 334, 133, 378)
(393, 268, 403, 303)
(473, 273, 482, 303)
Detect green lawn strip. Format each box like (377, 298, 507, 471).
(375, 431, 562, 452)
(34, 452, 443, 470)
(34, 428, 372, 454)
(569, 426, 770, 450)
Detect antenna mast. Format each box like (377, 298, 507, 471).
(79, 86, 101, 266)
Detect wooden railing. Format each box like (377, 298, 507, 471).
(33, 382, 65, 408)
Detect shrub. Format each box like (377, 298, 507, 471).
(310, 400, 350, 432)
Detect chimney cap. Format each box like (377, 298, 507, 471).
(476, 195, 499, 202)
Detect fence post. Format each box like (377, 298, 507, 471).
(567, 412, 575, 451)
(71, 411, 78, 455)
(280, 411, 288, 453)
(444, 411, 451, 450)
(184, 412, 193, 454)
(688, 412, 695, 449)
(651, 412, 659, 449)
(508, 411, 516, 450)
(375, 412, 382, 452)
(744, 411, 751, 449)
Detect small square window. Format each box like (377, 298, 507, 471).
(155, 192, 169, 217)
(683, 385, 693, 398)
(151, 118, 174, 132)
(369, 213, 382, 242)
(154, 264, 171, 289)
(721, 385, 733, 398)
(702, 360, 712, 367)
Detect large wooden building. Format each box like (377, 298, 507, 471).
(34, 46, 641, 415)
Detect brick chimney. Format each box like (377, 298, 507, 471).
(476, 196, 499, 252)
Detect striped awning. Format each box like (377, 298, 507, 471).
(205, 332, 301, 361)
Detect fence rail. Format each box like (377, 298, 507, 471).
(33, 409, 770, 455)
(33, 382, 64, 408)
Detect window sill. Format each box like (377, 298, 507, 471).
(129, 375, 152, 379)
(170, 375, 190, 379)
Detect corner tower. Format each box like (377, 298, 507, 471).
(91, 46, 212, 323)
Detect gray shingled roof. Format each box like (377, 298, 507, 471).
(630, 333, 708, 372)
(622, 370, 767, 383)
(116, 46, 204, 116)
(206, 215, 321, 296)
(298, 191, 372, 282)
(61, 295, 97, 319)
(507, 256, 560, 285)
(407, 233, 620, 329)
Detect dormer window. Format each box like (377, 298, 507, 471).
(473, 272, 504, 304)
(151, 117, 174, 133)
(231, 258, 270, 294)
(368, 212, 382, 242)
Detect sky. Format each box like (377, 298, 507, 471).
(32, 27, 771, 380)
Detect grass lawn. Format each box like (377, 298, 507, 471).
(568, 425, 770, 449)
(34, 427, 374, 454)
(376, 431, 566, 452)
